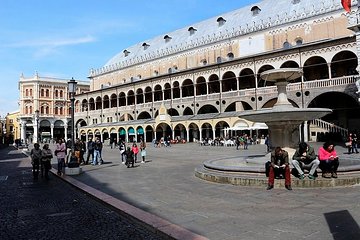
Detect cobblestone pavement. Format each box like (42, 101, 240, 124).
(0, 146, 164, 240)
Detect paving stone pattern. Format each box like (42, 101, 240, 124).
(0, 147, 164, 240)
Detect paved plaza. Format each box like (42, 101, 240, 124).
(2, 142, 360, 240)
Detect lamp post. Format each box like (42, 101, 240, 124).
(68, 78, 77, 152)
(34, 110, 39, 143)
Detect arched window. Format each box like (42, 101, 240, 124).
(25, 89, 28, 96)
(45, 89, 50, 97)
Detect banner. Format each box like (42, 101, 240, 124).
(341, 0, 351, 12)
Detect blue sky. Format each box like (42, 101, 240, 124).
(0, 0, 259, 117)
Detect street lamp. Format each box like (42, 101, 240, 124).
(34, 110, 39, 143)
(68, 78, 77, 152)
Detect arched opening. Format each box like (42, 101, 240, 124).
(155, 123, 172, 141)
(164, 83, 171, 100)
(188, 123, 199, 142)
(331, 51, 358, 78)
(183, 107, 194, 116)
(196, 76, 207, 95)
(154, 85, 163, 101)
(173, 81, 180, 99)
(308, 92, 360, 133)
(145, 125, 154, 143)
(198, 104, 219, 114)
(280, 61, 301, 83)
(182, 79, 194, 97)
(208, 74, 220, 94)
(137, 111, 152, 120)
(103, 95, 109, 109)
(119, 92, 126, 107)
(215, 121, 230, 138)
(303, 56, 328, 81)
(110, 94, 117, 108)
(127, 90, 135, 105)
(136, 88, 144, 104)
(168, 108, 179, 116)
(95, 96, 102, 110)
(239, 68, 255, 90)
(257, 65, 275, 87)
(89, 98, 95, 111)
(201, 123, 213, 140)
(174, 123, 187, 142)
(144, 87, 152, 103)
(222, 71, 237, 92)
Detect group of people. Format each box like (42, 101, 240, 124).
(347, 133, 359, 154)
(119, 139, 146, 168)
(29, 143, 53, 180)
(267, 141, 339, 191)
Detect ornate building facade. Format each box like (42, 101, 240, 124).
(18, 73, 90, 143)
(74, 0, 360, 144)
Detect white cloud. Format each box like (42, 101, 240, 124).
(7, 35, 96, 48)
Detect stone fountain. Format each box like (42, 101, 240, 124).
(195, 68, 360, 188)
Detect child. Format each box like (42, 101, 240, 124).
(131, 143, 139, 163)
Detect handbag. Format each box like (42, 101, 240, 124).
(141, 150, 147, 157)
(345, 142, 351, 147)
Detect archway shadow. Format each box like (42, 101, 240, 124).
(324, 210, 360, 239)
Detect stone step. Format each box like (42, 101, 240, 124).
(195, 166, 360, 188)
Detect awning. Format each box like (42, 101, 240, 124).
(128, 128, 135, 135)
(119, 129, 126, 135)
(137, 128, 144, 134)
(250, 122, 268, 130)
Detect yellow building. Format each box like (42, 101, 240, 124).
(5, 111, 20, 144)
(74, 0, 360, 144)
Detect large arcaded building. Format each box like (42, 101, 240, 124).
(74, 0, 360, 144)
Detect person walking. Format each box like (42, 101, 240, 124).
(132, 142, 139, 163)
(30, 143, 42, 180)
(55, 138, 66, 176)
(140, 139, 146, 163)
(41, 144, 53, 180)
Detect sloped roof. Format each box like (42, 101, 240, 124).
(102, 0, 340, 71)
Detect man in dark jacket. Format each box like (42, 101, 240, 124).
(86, 138, 95, 165)
(292, 142, 319, 180)
(267, 147, 292, 191)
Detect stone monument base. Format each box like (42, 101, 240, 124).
(65, 167, 82, 175)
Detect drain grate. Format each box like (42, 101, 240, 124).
(0, 176, 8, 181)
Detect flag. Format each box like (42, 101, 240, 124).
(341, 0, 351, 12)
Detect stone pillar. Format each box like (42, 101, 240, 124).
(212, 128, 216, 139)
(199, 128, 202, 142)
(186, 128, 189, 142)
(50, 123, 54, 140)
(21, 121, 26, 143)
(64, 124, 68, 140)
(303, 121, 309, 142)
(327, 63, 332, 79)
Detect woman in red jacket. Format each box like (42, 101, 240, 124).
(132, 143, 139, 163)
(318, 141, 339, 178)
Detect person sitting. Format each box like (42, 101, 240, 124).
(292, 142, 320, 180)
(318, 141, 339, 178)
(68, 151, 80, 168)
(267, 147, 292, 190)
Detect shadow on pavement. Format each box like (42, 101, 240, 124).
(324, 210, 360, 239)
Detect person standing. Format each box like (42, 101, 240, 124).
(86, 138, 95, 165)
(140, 139, 146, 163)
(93, 138, 103, 165)
(318, 141, 339, 178)
(132, 142, 139, 163)
(351, 133, 359, 154)
(30, 143, 42, 180)
(267, 147, 292, 190)
(55, 139, 66, 176)
(119, 140, 126, 164)
(41, 144, 53, 180)
(292, 142, 319, 180)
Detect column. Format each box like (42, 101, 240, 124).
(33, 121, 38, 143)
(327, 63, 332, 79)
(186, 128, 189, 142)
(212, 128, 216, 139)
(64, 124, 68, 140)
(50, 123, 54, 140)
(303, 121, 309, 142)
(199, 128, 202, 141)
(21, 121, 26, 143)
